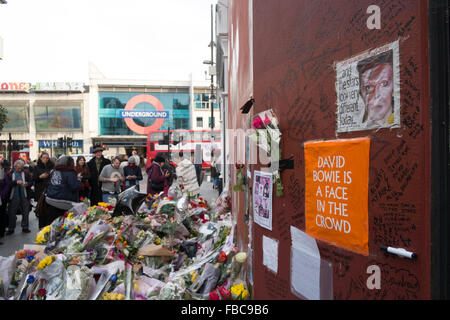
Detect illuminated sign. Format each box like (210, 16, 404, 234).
(119, 110, 169, 119)
(123, 94, 167, 135)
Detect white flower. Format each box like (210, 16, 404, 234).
(235, 252, 247, 263)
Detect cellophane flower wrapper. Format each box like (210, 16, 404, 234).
(0, 255, 17, 298)
(63, 265, 93, 300)
(249, 109, 284, 196)
(36, 259, 67, 300)
(82, 221, 111, 249)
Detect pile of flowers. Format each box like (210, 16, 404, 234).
(0, 189, 251, 300)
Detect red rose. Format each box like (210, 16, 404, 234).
(79, 197, 84, 201)
(209, 291, 220, 300)
(217, 251, 227, 262)
(38, 288, 46, 296)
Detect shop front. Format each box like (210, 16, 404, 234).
(38, 140, 83, 157)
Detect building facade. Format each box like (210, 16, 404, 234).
(0, 81, 89, 161)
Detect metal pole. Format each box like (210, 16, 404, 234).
(167, 127, 171, 161)
(210, 4, 215, 160)
(8, 132, 11, 162)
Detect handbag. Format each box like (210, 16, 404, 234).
(35, 191, 48, 218)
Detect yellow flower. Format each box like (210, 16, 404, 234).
(190, 271, 198, 283)
(35, 226, 51, 244)
(231, 283, 248, 299)
(37, 256, 55, 270)
(67, 212, 74, 219)
(103, 292, 125, 300)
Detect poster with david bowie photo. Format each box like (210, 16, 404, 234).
(253, 171, 273, 231)
(335, 40, 401, 133)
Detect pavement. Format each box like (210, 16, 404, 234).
(0, 172, 219, 258)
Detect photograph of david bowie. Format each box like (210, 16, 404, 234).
(357, 50, 395, 127)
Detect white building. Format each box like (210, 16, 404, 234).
(0, 82, 89, 162)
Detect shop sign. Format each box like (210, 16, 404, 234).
(33, 82, 85, 92)
(0, 82, 31, 92)
(38, 140, 83, 148)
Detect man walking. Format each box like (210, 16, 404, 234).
(6, 159, 32, 234)
(87, 145, 111, 206)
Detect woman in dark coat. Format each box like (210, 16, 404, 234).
(75, 156, 91, 200)
(42, 156, 80, 228)
(146, 155, 169, 196)
(33, 152, 54, 202)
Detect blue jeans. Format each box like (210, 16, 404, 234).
(102, 193, 118, 203)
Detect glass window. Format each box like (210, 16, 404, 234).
(196, 117, 203, 127)
(99, 91, 190, 136)
(35, 105, 82, 132)
(194, 92, 217, 110)
(2, 105, 29, 132)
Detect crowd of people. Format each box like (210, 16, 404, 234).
(0, 145, 221, 247)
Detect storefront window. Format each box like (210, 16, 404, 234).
(98, 91, 190, 136)
(2, 105, 29, 132)
(34, 105, 82, 132)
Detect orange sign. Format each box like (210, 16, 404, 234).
(304, 137, 370, 255)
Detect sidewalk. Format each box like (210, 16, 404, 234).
(0, 173, 219, 258)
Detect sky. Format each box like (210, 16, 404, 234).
(0, 0, 217, 83)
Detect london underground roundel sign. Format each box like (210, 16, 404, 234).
(122, 94, 169, 135)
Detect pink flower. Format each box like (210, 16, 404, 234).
(218, 286, 231, 300)
(252, 116, 264, 129)
(263, 115, 272, 126)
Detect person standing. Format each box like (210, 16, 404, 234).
(0, 160, 11, 244)
(75, 156, 91, 200)
(6, 159, 32, 234)
(123, 156, 143, 191)
(43, 156, 81, 228)
(32, 152, 54, 203)
(87, 145, 111, 206)
(176, 152, 200, 197)
(131, 149, 140, 167)
(99, 156, 125, 203)
(146, 155, 169, 196)
(194, 145, 203, 186)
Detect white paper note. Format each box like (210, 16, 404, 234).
(262, 235, 278, 274)
(290, 226, 321, 300)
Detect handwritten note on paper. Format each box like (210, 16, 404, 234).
(290, 226, 321, 300)
(262, 235, 278, 274)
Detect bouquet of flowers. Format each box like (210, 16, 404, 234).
(249, 109, 284, 196)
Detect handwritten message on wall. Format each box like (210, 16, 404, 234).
(304, 138, 370, 255)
